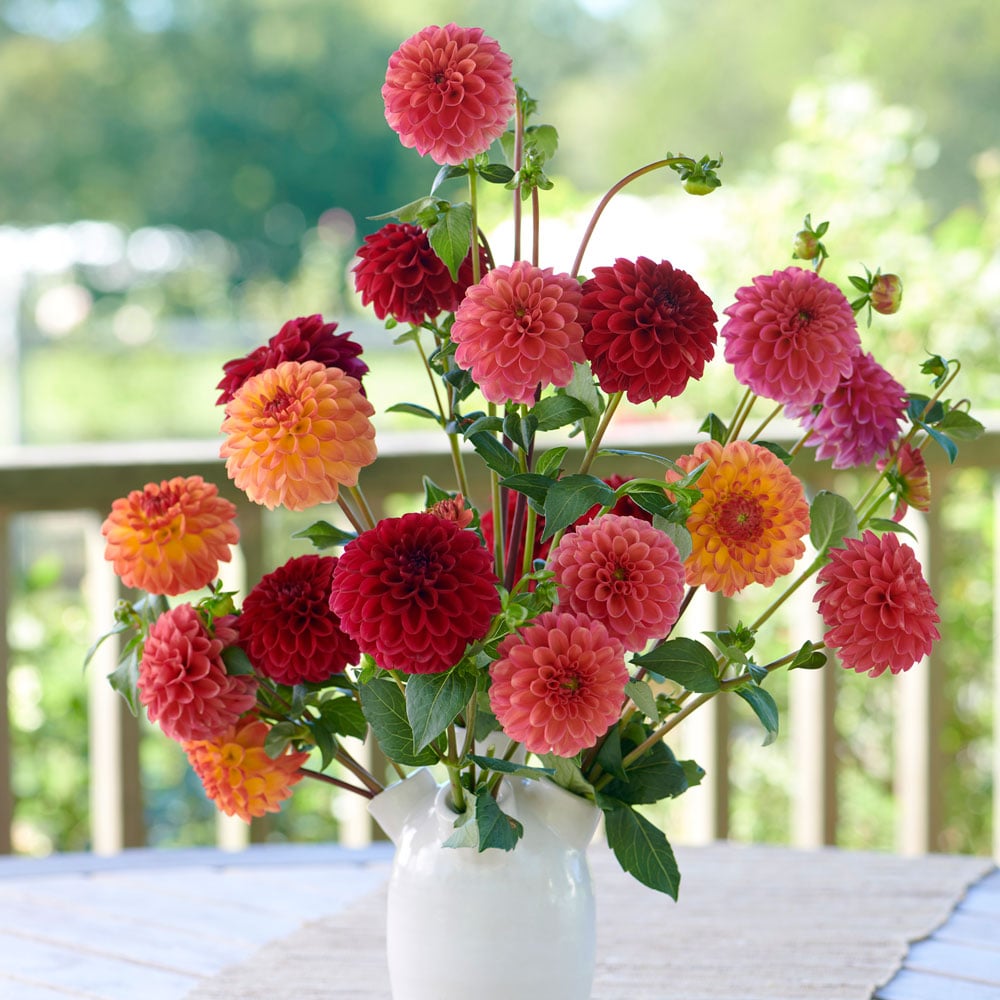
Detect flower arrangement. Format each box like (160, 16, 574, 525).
(91, 22, 982, 899)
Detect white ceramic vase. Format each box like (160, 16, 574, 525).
(368, 767, 601, 1000)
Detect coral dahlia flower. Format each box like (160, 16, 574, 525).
(814, 530, 940, 676)
(581, 257, 718, 404)
(138, 605, 257, 742)
(551, 514, 685, 652)
(183, 717, 308, 823)
(353, 222, 486, 326)
(878, 442, 931, 522)
(721, 267, 860, 408)
(489, 611, 628, 757)
(101, 476, 239, 596)
(239, 554, 358, 685)
(382, 23, 515, 165)
(329, 512, 500, 674)
(216, 314, 368, 406)
(668, 440, 810, 597)
(220, 360, 377, 511)
(452, 261, 586, 405)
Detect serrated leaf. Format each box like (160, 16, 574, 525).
(625, 679, 659, 722)
(541, 475, 616, 540)
(538, 753, 595, 796)
(367, 195, 438, 223)
(320, 696, 369, 741)
(530, 395, 591, 431)
(500, 472, 554, 506)
(809, 490, 859, 555)
(600, 797, 680, 898)
(468, 432, 520, 479)
(525, 124, 559, 158)
(535, 446, 569, 479)
(920, 422, 959, 463)
(264, 721, 299, 758)
(633, 637, 721, 692)
(475, 788, 523, 852)
(478, 162, 516, 184)
(221, 645, 255, 676)
(735, 685, 780, 746)
(937, 409, 984, 440)
(107, 652, 141, 716)
(291, 520, 357, 550)
(467, 755, 554, 779)
(595, 724, 627, 781)
(427, 202, 473, 280)
(653, 518, 693, 561)
(358, 678, 439, 766)
(680, 758, 705, 788)
(603, 741, 689, 805)
(406, 665, 478, 751)
(442, 809, 480, 849)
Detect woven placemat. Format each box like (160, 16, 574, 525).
(186, 841, 991, 1000)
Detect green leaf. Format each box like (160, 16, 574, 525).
(367, 195, 437, 223)
(625, 679, 659, 722)
(477, 162, 516, 184)
(358, 678, 439, 766)
(596, 723, 627, 780)
(320, 695, 369, 741)
(633, 637, 721, 692)
(735, 685, 780, 746)
(427, 202, 473, 280)
(502, 410, 538, 452)
(600, 797, 680, 898)
(385, 402, 443, 424)
(539, 753, 595, 797)
(937, 409, 984, 440)
(291, 520, 357, 550)
(475, 787, 523, 852)
(467, 755, 555, 779)
(788, 641, 828, 671)
(406, 664, 478, 751)
(422, 477, 454, 508)
(107, 647, 141, 716)
(755, 440, 795, 466)
(699, 412, 728, 443)
(597, 447, 688, 472)
(308, 718, 338, 769)
(468, 432, 520, 479)
(535, 446, 569, 479)
(809, 490, 859, 555)
(525, 124, 559, 159)
(221, 644, 255, 676)
(430, 163, 469, 193)
(500, 472, 554, 507)
(264, 721, 299, 758)
(867, 516, 916, 539)
(653, 518, 693, 561)
(680, 759, 705, 788)
(442, 808, 480, 849)
(541, 475, 616, 540)
(603, 741, 689, 804)
(530, 395, 592, 431)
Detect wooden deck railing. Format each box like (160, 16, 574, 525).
(1, 421, 997, 858)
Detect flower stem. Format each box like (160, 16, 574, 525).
(298, 768, 375, 799)
(346, 484, 377, 530)
(579, 390, 624, 476)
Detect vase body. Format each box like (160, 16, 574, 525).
(368, 768, 600, 1000)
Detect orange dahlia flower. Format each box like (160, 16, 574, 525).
(183, 717, 309, 823)
(101, 475, 239, 596)
(220, 360, 376, 511)
(668, 440, 810, 597)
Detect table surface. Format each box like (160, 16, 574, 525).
(0, 840, 996, 1000)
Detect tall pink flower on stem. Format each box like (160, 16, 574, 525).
(721, 266, 860, 408)
(101, 476, 239, 597)
(382, 23, 515, 165)
(489, 611, 628, 757)
(138, 605, 257, 743)
(814, 530, 940, 677)
(452, 261, 586, 404)
(581, 257, 718, 404)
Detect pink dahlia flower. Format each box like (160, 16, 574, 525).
(329, 512, 500, 674)
(139, 605, 257, 742)
(452, 261, 586, 404)
(789, 351, 907, 469)
(878, 442, 931, 522)
(814, 530, 940, 677)
(216, 315, 368, 406)
(382, 23, 515, 165)
(581, 257, 718, 404)
(489, 611, 628, 757)
(353, 222, 486, 326)
(722, 267, 860, 408)
(239, 554, 359, 685)
(551, 514, 685, 652)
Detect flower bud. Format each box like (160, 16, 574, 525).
(683, 176, 718, 196)
(792, 229, 821, 260)
(870, 273, 903, 314)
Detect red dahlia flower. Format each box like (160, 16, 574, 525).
(382, 23, 515, 165)
(353, 222, 486, 327)
(581, 257, 718, 404)
(329, 512, 500, 674)
(138, 605, 257, 742)
(814, 530, 940, 676)
(721, 266, 860, 408)
(216, 315, 368, 406)
(489, 611, 628, 757)
(239, 554, 359, 685)
(878, 442, 931, 522)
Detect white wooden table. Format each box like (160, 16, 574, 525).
(0, 842, 996, 999)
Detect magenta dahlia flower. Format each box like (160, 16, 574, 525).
(382, 23, 515, 165)
(721, 267, 860, 408)
(452, 261, 586, 404)
(489, 611, 628, 757)
(239, 554, 359, 685)
(138, 605, 257, 742)
(814, 530, 940, 677)
(329, 512, 501, 674)
(216, 315, 368, 405)
(790, 351, 907, 469)
(581, 257, 718, 404)
(551, 514, 685, 652)
(353, 222, 486, 327)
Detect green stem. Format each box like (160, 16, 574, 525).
(724, 387, 757, 444)
(578, 390, 624, 476)
(347, 484, 377, 530)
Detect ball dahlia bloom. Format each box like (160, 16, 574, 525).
(581, 257, 718, 404)
(790, 352, 907, 469)
(814, 530, 940, 676)
(329, 511, 500, 674)
(878, 442, 931, 522)
(382, 23, 515, 165)
(138, 605, 257, 742)
(101, 476, 239, 597)
(353, 222, 486, 326)
(721, 267, 860, 408)
(452, 261, 586, 405)
(489, 611, 628, 757)
(668, 439, 810, 597)
(183, 717, 309, 824)
(216, 314, 368, 406)
(220, 360, 377, 511)
(239, 554, 359, 686)
(551, 514, 685, 652)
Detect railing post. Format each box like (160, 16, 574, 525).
(0, 511, 13, 854)
(993, 476, 1000, 863)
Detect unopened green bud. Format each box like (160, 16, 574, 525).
(792, 229, 821, 260)
(683, 175, 718, 196)
(870, 273, 903, 314)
